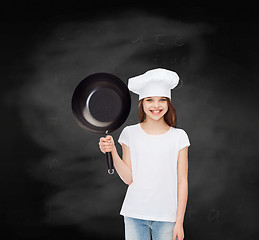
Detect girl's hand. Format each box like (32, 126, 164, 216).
(172, 222, 184, 240)
(99, 135, 115, 153)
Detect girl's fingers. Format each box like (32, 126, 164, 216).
(102, 142, 112, 146)
(102, 147, 112, 152)
(175, 234, 183, 240)
(106, 135, 114, 142)
(99, 140, 112, 146)
(99, 142, 113, 150)
(100, 140, 112, 145)
(99, 136, 114, 154)
(172, 233, 177, 240)
(100, 138, 108, 142)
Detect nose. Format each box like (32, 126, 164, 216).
(153, 100, 160, 108)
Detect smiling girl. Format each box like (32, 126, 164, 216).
(99, 68, 190, 240)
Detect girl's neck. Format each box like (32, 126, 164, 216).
(141, 117, 169, 130)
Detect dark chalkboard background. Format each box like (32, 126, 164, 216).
(1, 2, 258, 240)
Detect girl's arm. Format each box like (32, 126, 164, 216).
(173, 146, 189, 240)
(111, 143, 133, 185)
(99, 136, 132, 185)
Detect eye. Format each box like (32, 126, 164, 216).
(146, 99, 152, 102)
(160, 98, 166, 101)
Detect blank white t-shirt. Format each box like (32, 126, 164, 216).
(118, 123, 191, 222)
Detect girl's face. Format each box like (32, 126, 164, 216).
(142, 96, 168, 121)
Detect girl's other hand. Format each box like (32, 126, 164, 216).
(172, 222, 184, 240)
(99, 135, 115, 153)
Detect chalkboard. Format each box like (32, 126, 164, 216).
(1, 3, 258, 240)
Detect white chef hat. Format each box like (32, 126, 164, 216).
(128, 68, 179, 100)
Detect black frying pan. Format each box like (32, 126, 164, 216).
(71, 72, 131, 174)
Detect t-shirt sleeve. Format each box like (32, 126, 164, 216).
(118, 127, 129, 146)
(179, 129, 191, 151)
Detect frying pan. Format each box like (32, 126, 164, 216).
(71, 72, 131, 174)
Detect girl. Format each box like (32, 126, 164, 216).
(99, 68, 190, 240)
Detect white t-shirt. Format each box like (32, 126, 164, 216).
(117, 123, 191, 222)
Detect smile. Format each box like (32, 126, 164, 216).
(150, 110, 162, 115)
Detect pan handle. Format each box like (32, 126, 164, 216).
(105, 131, 114, 175)
(106, 152, 114, 174)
